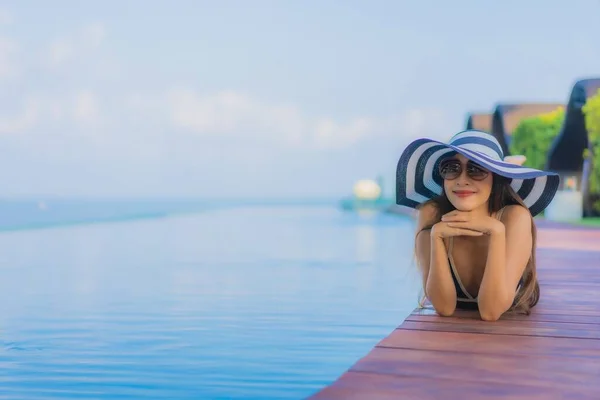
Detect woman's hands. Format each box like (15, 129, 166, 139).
(431, 219, 484, 238)
(440, 210, 505, 236)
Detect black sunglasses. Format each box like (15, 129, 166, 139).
(438, 159, 489, 181)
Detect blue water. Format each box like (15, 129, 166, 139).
(0, 198, 331, 232)
(0, 202, 420, 399)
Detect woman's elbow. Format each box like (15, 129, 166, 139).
(478, 299, 511, 321)
(432, 302, 456, 317)
(425, 286, 456, 317)
(479, 310, 502, 322)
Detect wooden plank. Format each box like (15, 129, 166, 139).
(537, 230, 600, 251)
(538, 278, 600, 285)
(309, 222, 600, 399)
(534, 298, 600, 309)
(310, 371, 598, 400)
(411, 307, 600, 324)
(409, 297, 600, 313)
(536, 287, 600, 299)
(398, 320, 600, 339)
(376, 329, 600, 357)
(537, 241, 600, 251)
(525, 307, 600, 317)
(415, 301, 600, 318)
(536, 265, 599, 272)
(536, 262, 599, 269)
(538, 275, 600, 283)
(349, 347, 600, 390)
(408, 312, 600, 325)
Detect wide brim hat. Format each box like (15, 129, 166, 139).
(395, 129, 560, 217)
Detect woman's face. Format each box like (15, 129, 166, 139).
(440, 154, 493, 212)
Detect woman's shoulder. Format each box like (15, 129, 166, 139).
(498, 205, 532, 231)
(499, 204, 531, 221)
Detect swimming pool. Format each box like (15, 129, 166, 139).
(0, 204, 420, 399)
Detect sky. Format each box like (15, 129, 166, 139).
(0, 0, 599, 199)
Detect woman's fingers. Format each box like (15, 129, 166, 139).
(432, 221, 483, 238)
(447, 221, 479, 229)
(442, 215, 469, 222)
(447, 221, 486, 235)
(454, 228, 483, 236)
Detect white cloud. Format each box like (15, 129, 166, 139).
(312, 117, 373, 149)
(387, 108, 453, 143)
(0, 9, 12, 25)
(166, 88, 305, 146)
(0, 36, 17, 79)
(164, 88, 452, 150)
(47, 39, 73, 68)
(0, 90, 104, 136)
(72, 90, 100, 124)
(45, 22, 106, 68)
(82, 23, 106, 48)
(0, 97, 38, 134)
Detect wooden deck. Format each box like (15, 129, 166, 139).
(309, 221, 600, 399)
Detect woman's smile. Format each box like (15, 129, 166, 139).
(452, 190, 476, 198)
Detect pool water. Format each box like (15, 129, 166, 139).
(0, 204, 420, 399)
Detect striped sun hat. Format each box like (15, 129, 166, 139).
(395, 129, 560, 216)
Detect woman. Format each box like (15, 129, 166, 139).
(395, 130, 560, 321)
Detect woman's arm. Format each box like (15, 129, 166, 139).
(415, 204, 457, 316)
(477, 205, 533, 321)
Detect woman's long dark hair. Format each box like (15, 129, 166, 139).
(415, 173, 540, 315)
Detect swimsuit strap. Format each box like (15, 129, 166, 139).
(495, 207, 506, 221)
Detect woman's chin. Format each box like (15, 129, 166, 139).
(454, 205, 475, 212)
(449, 197, 480, 211)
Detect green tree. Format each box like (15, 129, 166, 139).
(509, 107, 565, 170)
(582, 89, 600, 213)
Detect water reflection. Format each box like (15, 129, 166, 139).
(0, 205, 420, 399)
(355, 223, 376, 264)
